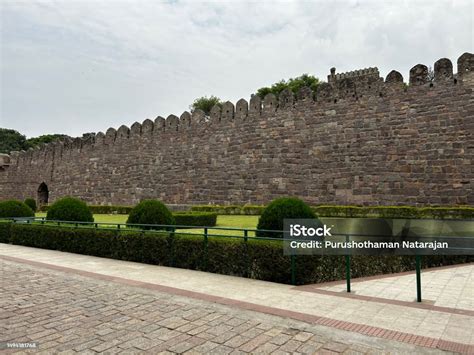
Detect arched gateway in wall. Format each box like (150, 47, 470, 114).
(37, 182, 49, 206)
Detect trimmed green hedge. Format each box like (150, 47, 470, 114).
(191, 204, 474, 219)
(38, 203, 474, 219)
(191, 205, 264, 215)
(257, 198, 318, 238)
(311, 205, 474, 219)
(173, 212, 217, 227)
(39, 204, 134, 214)
(127, 200, 175, 230)
(0, 221, 11, 243)
(1, 222, 472, 285)
(46, 197, 94, 222)
(24, 198, 37, 212)
(0, 200, 34, 218)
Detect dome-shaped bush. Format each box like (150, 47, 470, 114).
(46, 197, 93, 222)
(24, 198, 37, 212)
(126, 200, 175, 230)
(256, 197, 320, 238)
(0, 200, 34, 218)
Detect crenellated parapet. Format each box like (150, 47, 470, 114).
(5, 52, 473, 164)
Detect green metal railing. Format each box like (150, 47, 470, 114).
(2, 216, 473, 303)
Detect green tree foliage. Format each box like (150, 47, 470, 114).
(0, 129, 29, 154)
(255, 74, 320, 99)
(189, 95, 223, 115)
(0, 128, 67, 154)
(26, 134, 67, 147)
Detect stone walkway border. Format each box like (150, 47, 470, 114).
(303, 262, 474, 288)
(1, 254, 472, 355)
(296, 263, 474, 317)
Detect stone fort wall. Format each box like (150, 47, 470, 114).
(0, 53, 473, 206)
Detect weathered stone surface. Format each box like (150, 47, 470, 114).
(409, 64, 428, 85)
(235, 99, 248, 119)
(385, 70, 403, 83)
(0, 56, 472, 206)
(434, 58, 453, 81)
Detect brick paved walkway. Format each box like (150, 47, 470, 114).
(1, 260, 445, 354)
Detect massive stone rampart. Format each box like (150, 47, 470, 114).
(0, 53, 473, 206)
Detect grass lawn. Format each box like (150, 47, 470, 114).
(35, 213, 259, 236)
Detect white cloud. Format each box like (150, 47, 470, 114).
(0, 0, 472, 137)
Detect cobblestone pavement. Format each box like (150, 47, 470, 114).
(1, 260, 449, 354)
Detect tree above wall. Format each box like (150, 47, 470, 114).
(0, 128, 68, 154)
(0, 129, 28, 154)
(188, 74, 321, 116)
(26, 134, 68, 148)
(255, 74, 320, 99)
(189, 95, 223, 115)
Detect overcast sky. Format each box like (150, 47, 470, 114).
(1, 0, 472, 138)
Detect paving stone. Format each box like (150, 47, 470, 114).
(254, 341, 279, 353)
(279, 339, 303, 352)
(293, 331, 313, 342)
(186, 324, 210, 336)
(73, 338, 104, 352)
(297, 341, 324, 354)
(167, 337, 206, 353)
(1, 260, 455, 355)
(186, 340, 219, 353)
(208, 344, 234, 354)
(211, 331, 238, 344)
(91, 338, 124, 352)
(118, 336, 163, 351)
(206, 324, 233, 336)
(270, 333, 292, 346)
(322, 341, 350, 353)
(224, 335, 249, 348)
(146, 328, 181, 341)
(239, 334, 272, 352)
(263, 327, 284, 337)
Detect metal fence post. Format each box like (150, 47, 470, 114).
(345, 255, 351, 293)
(168, 227, 175, 267)
(345, 235, 351, 293)
(244, 230, 249, 278)
(203, 227, 208, 270)
(291, 255, 296, 285)
(416, 255, 422, 302)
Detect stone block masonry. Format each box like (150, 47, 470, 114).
(0, 53, 473, 206)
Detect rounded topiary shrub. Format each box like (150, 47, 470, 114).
(24, 198, 37, 212)
(0, 200, 35, 218)
(126, 200, 175, 230)
(46, 197, 93, 222)
(256, 197, 320, 238)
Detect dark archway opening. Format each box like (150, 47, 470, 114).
(37, 182, 49, 206)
